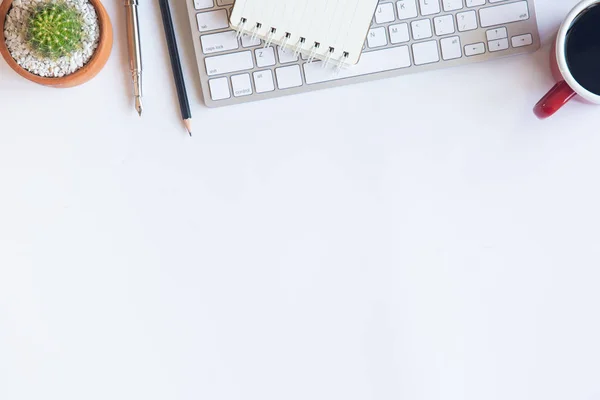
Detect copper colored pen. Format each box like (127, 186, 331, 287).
(125, 0, 143, 116)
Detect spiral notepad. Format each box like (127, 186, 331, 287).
(230, 0, 379, 67)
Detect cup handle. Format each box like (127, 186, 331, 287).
(533, 80, 577, 119)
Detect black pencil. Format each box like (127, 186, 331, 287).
(158, 0, 192, 136)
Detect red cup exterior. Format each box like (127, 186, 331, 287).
(533, 80, 577, 119)
(533, 38, 578, 119)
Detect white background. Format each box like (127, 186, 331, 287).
(1, 0, 600, 399)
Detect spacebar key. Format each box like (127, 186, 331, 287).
(304, 46, 411, 85)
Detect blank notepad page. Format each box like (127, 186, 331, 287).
(230, 0, 379, 67)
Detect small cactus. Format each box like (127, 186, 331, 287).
(26, 2, 84, 59)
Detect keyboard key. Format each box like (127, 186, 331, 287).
(216, 0, 233, 4)
(255, 47, 276, 67)
(442, 0, 463, 12)
(419, 0, 440, 16)
(486, 27, 508, 41)
(479, 1, 530, 28)
(201, 31, 239, 54)
(241, 34, 261, 48)
(457, 10, 477, 31)
(375, 3, 396, 24)
(205, 51, 253, 75)
(368, 27, 388, 48)
(440, 36, 462, 60)
(412, 40, 439, 65)
(208, 77, 230, 100)
(304, 46, 411, 84)
(277, 46, 299, 63)
(194, 0, 213, 10)
(276, 65, 303, 89)
(253, 70, 275, 93)
(488, 38, 509, 52)
(397, 0, 418, 20)
(434, 15, 455, 36)
(411, 19, 432, 40)
(196, 10, 229, 32)
(464, 42, 485, 56)
(231, 74, 253, 97)
(389, 23, 410, 43)
(465, 0, 485, 6)
(511, 33, 533, 47)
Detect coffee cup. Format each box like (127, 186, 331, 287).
(534, 0, 600, 119)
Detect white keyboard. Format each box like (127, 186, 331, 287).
(186, 0, 540, 108)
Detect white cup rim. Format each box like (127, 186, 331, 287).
(556, 0, 600, 104)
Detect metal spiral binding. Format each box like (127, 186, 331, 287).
(249, 22, 262, 42)
(235, 17, 247, 39)
(322, 47, 335, 68)
(235, 17, 351, 69)
(307, 42, 320, 63)
(280, 32, 292, 51)
(264, 27, 277, 47)
(292, 37, 305, 59)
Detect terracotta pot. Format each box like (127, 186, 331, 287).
(0, 0, 113, 88)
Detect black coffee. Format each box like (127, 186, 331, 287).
(566, 4, 600, 95)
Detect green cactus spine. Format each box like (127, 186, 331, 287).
(26, 2, 84, 59)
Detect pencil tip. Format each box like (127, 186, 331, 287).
(183, 119, 193, 137)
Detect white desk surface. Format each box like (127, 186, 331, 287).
(1, 1, 600, 399)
